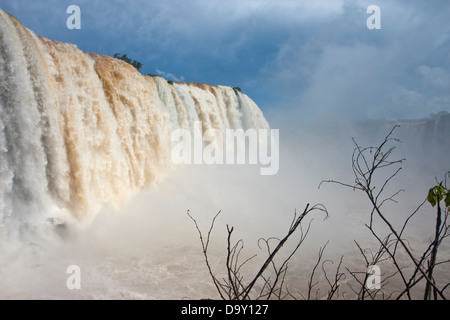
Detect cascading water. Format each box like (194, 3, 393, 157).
(352, 111, 450, 175)
(0, 8, 269, 239)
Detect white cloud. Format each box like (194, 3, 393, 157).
(155, 69, 185, 82)
(416, 66, 450, 91)
(257, 0, 450, 121)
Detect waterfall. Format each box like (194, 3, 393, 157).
(352, 111, 450, 177)
(0, 9, 269, 238)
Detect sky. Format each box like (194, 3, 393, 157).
(1, 0, 449, 122)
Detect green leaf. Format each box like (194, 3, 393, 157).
(428, 188, 437, 207)
(427, 186, 445, 207)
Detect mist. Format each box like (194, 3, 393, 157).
(2, 110, 447, 299)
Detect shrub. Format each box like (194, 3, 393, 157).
(113, 53, 143, 71)
(189, 126, 450, 300)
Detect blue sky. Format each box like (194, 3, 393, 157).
(1, 0, 449, 122)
